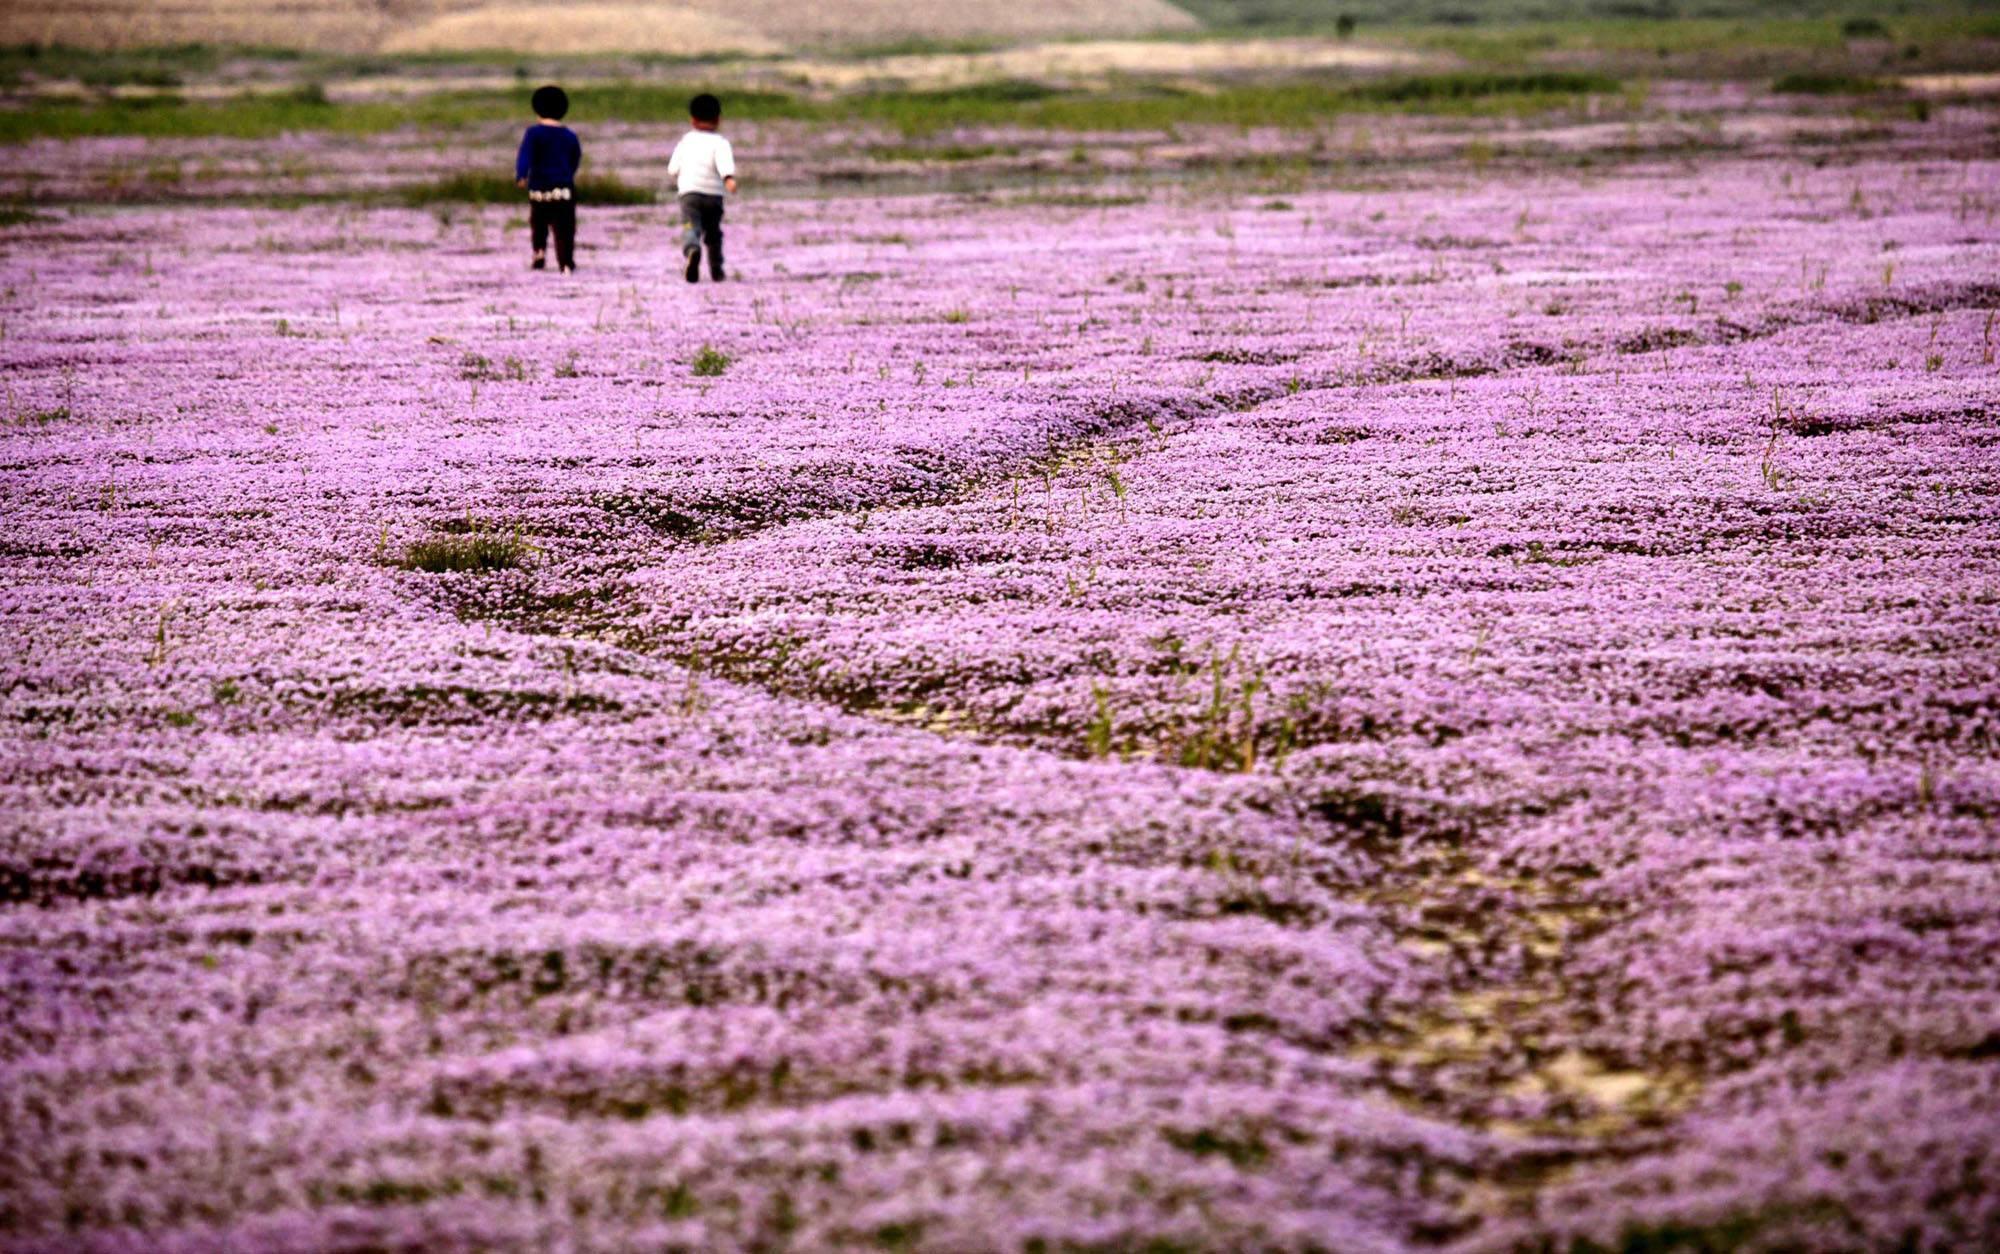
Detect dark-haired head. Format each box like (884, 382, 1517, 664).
(690, 93, 721, 124)
(531, 84, 569, 120)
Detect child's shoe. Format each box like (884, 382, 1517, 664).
(531, 253, 546, 270)
(560, 264, 575, 274)
(684, 247, 702, 284)
(711, 268, 726, 282)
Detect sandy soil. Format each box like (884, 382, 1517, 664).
(776, 37, 1427, 91)
(1902, 72, 2000, 96)
(0, 0, 391, 52)
(380, 4, 780, 57)
(673, 0, 1199, 48)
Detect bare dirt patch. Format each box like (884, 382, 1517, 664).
(679, 0, 1198, 49)
(1901, 72, 2000, 96)
(0, 0, 392, 52)
(780, 37, 1429, 92)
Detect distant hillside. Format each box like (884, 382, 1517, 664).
(1176, 0, 1985, 32)
(0, 0, 1200, 55)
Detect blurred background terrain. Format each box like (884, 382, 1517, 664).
(1, 0, 1993, 139)
(1, 0, 1994, 206)
(0, 0, 1993, 64)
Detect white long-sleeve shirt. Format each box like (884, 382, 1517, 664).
(667, 130, 735, 197)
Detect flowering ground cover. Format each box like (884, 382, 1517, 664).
(3, 105, 1999, 1251)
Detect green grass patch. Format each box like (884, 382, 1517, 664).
(1177, 1, 1995, 37)
(576, 175, 656, 205)
(1162, 1125, 1270, 1168)
(1391, 13, 2000, 70)
(1772, 71, 1890, 94)
(1348, 70, 1620, 102)
(690, 344, 731, 377)
(844, 79, 1057, 133)
(1007, 190, 1149, 208)
(0, 41, 226, 88)
(0, 66, 1625, 146)
(531, 83, 808, 125)
(0, 89, 428, 144)
(0, 82, 808, 146)
(853, 72, 1619, 136)
(828, 35, 1009, 58)
(865, 142, 1019, 163)
(400, 170, 656, 205)
(397, 523, 532, 573)
(400, 172, 517, 206)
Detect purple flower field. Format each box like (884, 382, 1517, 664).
(4, 118, 2000, 1250)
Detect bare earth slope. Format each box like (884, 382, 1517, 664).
(0, 0, 1200, 54)
(382, 5, 785, 57)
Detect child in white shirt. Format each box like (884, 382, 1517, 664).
(667, 94, 738, 283)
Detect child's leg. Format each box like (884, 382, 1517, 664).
(530, 201, 550, 259)
(678, 194, 703, 282)
(553, 201, 576, 271)
(677, 195, 703, 257)
(702, 198, 725, 278)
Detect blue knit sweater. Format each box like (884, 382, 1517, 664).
(515, 125, 582, 191)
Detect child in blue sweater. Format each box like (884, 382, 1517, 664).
(515, 85, 582, 273)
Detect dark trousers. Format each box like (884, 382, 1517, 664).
(530, 199, 576, 269)
(679, 193, 725, 277)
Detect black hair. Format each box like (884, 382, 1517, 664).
(690, 93, 721, 123)
(531, 84, 569, 120)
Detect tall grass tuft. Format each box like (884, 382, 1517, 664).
(397, 521, 532, 573)
(690, 344, 732, 377)
(1345, 71, 1619, 104)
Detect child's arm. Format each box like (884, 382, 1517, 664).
(718, 139, 737, 195)
(667, 136, 684, 179)
(515, 129, 532, 189)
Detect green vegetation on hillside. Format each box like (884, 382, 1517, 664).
(0, 42, 226, 89)
(1397, 11, 2000, 64)
(1172, 0, 1994, 34)
(399, 170, 657, 205)
(2, 2, 1993, 151)
(0, 83, 811, 145)
(1169, 4, 2000, 77)
(847, 71, 1622, 134)
(0, 71, 1624, 145)
(1770, 69, 1891, 91)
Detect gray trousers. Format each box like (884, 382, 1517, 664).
(678, 193, 724, 276)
